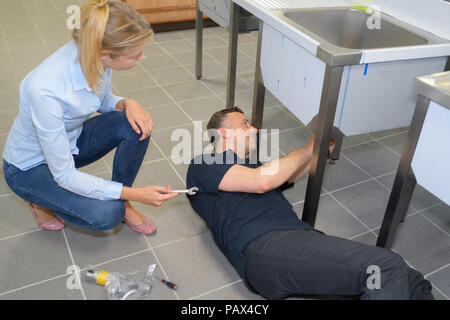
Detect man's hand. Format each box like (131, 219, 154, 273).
(286, 136, 336, 184)
(118, 98, 154, 141)
(306, 136, 336, 155)
(328, 138, 336, 155)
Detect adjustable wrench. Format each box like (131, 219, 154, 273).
(171, 187, 199, 195)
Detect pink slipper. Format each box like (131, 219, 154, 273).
(26, 201, 65, 231)
(124, 216, 157, 235)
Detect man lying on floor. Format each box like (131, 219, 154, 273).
(186, 107, 434, 300)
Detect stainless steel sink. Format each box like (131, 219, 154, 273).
(284, 8, 427, 49)
(271, 7, 447, 65)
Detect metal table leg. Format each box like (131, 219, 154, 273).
(195, 0, 203, 80)
(251, 20, 264, 130)
(302, 65, 344, 227)
(376, 95, 430, 249)
(250, 20, 264, 162)
(226, 2, 240, 108)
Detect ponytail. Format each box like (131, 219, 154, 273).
(73, 0, 153, 94)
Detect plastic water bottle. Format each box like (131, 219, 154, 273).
(85, 264, 156, 300)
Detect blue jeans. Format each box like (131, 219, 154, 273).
(3, 111, 150, 230)
(244, 229, 434, 300)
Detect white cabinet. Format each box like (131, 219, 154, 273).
(411, 100, 450, 205)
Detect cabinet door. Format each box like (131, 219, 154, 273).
(124, 0, 199, 24)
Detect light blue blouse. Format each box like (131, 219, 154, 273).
(2, 41, 124, 200)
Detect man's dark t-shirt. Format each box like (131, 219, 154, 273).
(186, 149, 313, 283)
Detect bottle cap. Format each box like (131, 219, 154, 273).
(96, 270, 109, 286)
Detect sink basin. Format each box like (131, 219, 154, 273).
(284, 8, 427, 50)
(271, 7, 447, 65)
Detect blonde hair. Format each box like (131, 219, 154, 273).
(73, 0, 153, 93)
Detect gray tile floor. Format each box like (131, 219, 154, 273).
(0, 0, 449, 300)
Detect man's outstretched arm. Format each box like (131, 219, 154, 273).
(218, 139, 314, 194)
